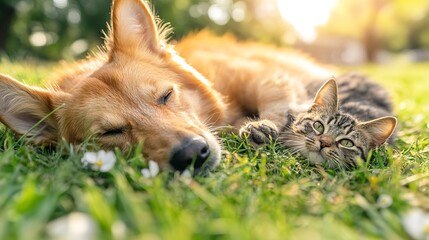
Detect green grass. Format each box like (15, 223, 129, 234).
(0, 61, 428, 240)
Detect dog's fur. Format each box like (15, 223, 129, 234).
(0, 0, 334, 172)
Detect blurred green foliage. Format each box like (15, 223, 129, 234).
(0, 0, 428, 62)
(0, 0, 290, 61)
(1, 0, 110, 60)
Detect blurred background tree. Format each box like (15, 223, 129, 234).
(0, 0, 428, 64)
(319, 0, 429, 62)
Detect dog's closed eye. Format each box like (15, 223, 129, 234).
(158, 88, 173, 105)
(100, 127, 127, 137)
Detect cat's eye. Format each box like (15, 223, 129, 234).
(313, 121, 324, 134)
(339, 139, 354, 148)
(159, 89, 173, 105)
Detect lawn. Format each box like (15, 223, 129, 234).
(0, 61, 428, 240)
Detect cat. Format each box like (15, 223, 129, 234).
(280, 73, 397, 168)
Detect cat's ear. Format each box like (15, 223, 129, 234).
(359, 116, 397, 147)
(312, 78, 339, 113)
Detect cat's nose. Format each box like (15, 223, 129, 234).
(319, 135, 335, 148)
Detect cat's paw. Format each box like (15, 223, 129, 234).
(239, 120, 278, 146)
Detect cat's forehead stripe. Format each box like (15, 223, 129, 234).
(336, 116, 350, 127)
(344, 125, 354, 135)
(349, 132, 360, 141)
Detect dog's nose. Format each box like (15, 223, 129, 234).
(169, 137, 211, 171)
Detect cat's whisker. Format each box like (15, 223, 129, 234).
(285, 143, 307, 155)
(289, 147, 305, 156)
(279, 135, 302, 141)
(328, 155, 342, 169)
(344, 157, 356, 168)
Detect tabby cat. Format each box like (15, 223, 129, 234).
(280, 73, 397, 168)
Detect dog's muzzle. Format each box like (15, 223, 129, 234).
(169, 137, 211, 172)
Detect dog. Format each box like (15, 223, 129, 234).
(0, 0, 334, 173)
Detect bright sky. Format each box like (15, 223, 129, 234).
(276, 0, 338, 43)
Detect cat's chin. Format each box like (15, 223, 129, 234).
(307, 151, 345, 169)
(307, 151, 326, 165)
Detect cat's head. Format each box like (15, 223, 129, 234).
(281, 78, 397, 168)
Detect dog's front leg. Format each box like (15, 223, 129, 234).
(239, 74, 304, 147)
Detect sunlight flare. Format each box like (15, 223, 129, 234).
(276, 0, 338, 43)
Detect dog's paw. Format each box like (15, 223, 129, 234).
(239, 119, 278, 146)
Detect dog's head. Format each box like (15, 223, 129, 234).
(0, 0, 226, 174)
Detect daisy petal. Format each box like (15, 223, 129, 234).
(46, 212, 98, 240)
(141, 169, 151, 178)
(105, 151, 116, 162)
(181, 169, 192, 178)
(148, 160, 159, 176)
(97, 150, 107, 160)
(99, 160, 115, 172)
(402, 208, 429, 239)
(82, 152, 97, 164)
(180, 169, 192, 185)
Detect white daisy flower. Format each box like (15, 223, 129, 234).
(81, 150, 116, 172)
(46, 212, 98, 240)
(141, 160, 159, 178)
(401, 208, 429, 240)
(376, 194, 393, 209)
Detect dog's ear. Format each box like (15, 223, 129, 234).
(111, 0, 162, 54)
(0, 74, 68, 144)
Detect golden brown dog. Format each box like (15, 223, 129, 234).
(0, 0, 334, 173)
